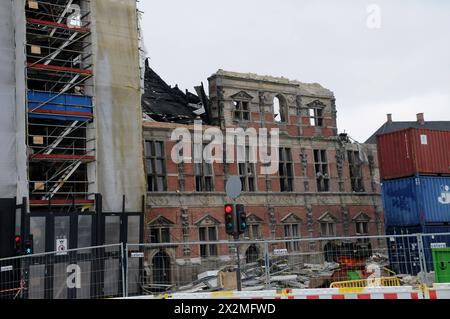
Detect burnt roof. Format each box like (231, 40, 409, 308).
(142, 59, 208, 124)
(365, 121, 450, 144)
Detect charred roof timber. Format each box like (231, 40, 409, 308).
(142, 59, 211, 124)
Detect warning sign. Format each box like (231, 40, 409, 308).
(56, 238, 68, 255)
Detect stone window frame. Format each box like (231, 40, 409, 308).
(231, 91, 253, 123)
(194, 144, 215, 192)
(196, 215, 220, 258)
(347, 150, 365, 193)
(238, 146, 257, 192)
(314, 149, 330, 192)
(281, 213, 302, 252)
(148, 216, 175, 243)
(279, 147, 294, 192)
(353, 212, 371, 236)
(307, 100, 325, 127)
(233, 100, 251, 122)
(318, 212, 337, 237)
(145, 140, 167, 192)
(244, 214, 263, 239)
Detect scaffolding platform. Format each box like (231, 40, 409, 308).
(29, 154, 95, 163)
(28, 90, 93, 121)
(29, 199, 95, 207)
(25, 0, 95, 209)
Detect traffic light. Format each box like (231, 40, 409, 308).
(236, 204, 248, 234)
(224, 204, 234, 235)
(24, 235, 33, 255)
(14, 235, 22, 255)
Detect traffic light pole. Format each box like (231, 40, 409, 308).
(230, 202, 243, 291)
(233, 233, 242, 292)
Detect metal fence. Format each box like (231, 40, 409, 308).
(0, 244, 124, 299)
(126, 233, 450, 296)
(1, 234, 450, 299)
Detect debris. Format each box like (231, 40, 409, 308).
(397, 274, 421, 286)
(171, 252, 407, 293)
(270, 275, 298, 282)
(141, 59, 211, 124)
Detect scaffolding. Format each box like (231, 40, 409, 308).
(25, 0, 95, 211)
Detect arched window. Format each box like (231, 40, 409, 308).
(273, 95, 287, 123)
(245, 245, 259, 263)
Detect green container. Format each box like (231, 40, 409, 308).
(432, 248, 450, 283)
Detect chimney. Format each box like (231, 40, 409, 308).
(417, 113, 425, 125)
(387, 114, 392, 123)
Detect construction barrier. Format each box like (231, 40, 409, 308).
(425, 283, 450, 300)
(121, 286, 426, 300)
(330, 276, 402, 288)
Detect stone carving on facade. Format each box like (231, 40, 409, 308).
(230, 91, 253, 101)
(199, 197, 212, 206)
(304, 181, 309, 192)
(341, 206, 350, 235)
(300, 148, 308, 176)
(281, 213, 302, 224)
(217, 86, 226, 125)
(287, 95, 296, 106)
(335, 148, 346, 192)
(149, 215, 174, 227)
(296, 95, 302, 107)
(268, 206, 276, 237)
(265, 178, 272, 192)
(247, 214, 263, 224)
(178, 163, 185, 192)
(306, 205, 314, 235)
(306, 100, 326, 109)
(181, 208, 190, 255)
(195, 215, 220, 226)
(148, 197, 169, 206)
(259, 92, 271, 105)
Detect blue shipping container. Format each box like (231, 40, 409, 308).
(382, 176, 450, 227)
(386, 225, 450, 275)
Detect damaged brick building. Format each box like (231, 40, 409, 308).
(141, 59, 383, 284)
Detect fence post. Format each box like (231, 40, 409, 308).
(416, 234, 429, 286)
(121, 243, 127, 298)
(264, 242, 270, 289)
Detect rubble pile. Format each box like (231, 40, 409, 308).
(368, 253, 390, 268)
(169, 253, 422, 293)
(176, 258, 341, 292)
(397, 274, 421, 286)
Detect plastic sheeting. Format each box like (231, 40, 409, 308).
(0, 0, 28, 202)
(92, 0, 146, 212)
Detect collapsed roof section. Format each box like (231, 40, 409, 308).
(142, 59, 211, 124)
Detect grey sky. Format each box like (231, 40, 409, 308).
(138, 0, 450, 142)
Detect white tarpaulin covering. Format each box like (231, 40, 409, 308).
(0, 0, 28, 202)
(92, 0, 146, 212)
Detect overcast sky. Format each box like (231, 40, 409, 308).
(138, 0, 450, 142)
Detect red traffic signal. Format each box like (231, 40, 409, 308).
(14, 235, 22, 255)
(224, 204, 234, 235)
(225, 204, 233, 214)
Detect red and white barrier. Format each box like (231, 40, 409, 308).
(426, 283, 450, 300)
(122, 286, 426, 300)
